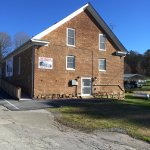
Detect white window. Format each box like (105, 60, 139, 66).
(67, 28, 75, 46)
(99, 59, 106, 71)
(18, 57, 20, 74)
(66, 56, 75, 70)
(99, 34, 106, 50)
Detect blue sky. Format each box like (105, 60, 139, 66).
(1, 0, 150, 54)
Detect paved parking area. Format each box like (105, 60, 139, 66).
(0, 105, 150, 150)
(1, 91, 150, 149)
(0, 91, 111, 111)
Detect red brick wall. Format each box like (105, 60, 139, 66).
(33, 10, 124, 97)
(2, 47, 33, 96)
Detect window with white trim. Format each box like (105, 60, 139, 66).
(66, 56, 75, 70)
(18, 57, 20, 74)
(67, 28, 75, 46)
(99, 34, 106, 50)
(99, 58, 106, 71)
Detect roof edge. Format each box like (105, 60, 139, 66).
(32, 3, 128, 53)
(0, 39, 50, 63)
(86, 3, 128, 53)
(32, 3, 89, 40)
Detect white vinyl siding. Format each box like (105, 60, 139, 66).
(18, 57, 20, 74)
(67, 28, 75, 46)
(99, 34, 106, 50)
(99, 59, 106, 71)
(66, 56, 75, 70)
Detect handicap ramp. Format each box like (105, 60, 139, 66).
(20, 92, 32, 100)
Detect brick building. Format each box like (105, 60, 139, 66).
(0, 3, 128, 99)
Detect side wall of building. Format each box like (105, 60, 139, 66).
(33, 10, 124, 99)
(2, 47, 33, 96)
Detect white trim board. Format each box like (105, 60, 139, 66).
(32, 3, 88, 40)
(1, 39, 50, 63)
(32, 2, 128, 53)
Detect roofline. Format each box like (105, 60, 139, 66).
(86, 3, 128, 53)
(32, 3, 89, 40)
(32, 2, 128, 53)
(0, 39, 50, 63)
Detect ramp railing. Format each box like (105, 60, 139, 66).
(0, 79, 21, 100)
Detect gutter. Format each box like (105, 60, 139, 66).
(0, 39, 50, 63)
(116, 51, 127, 54)
(32, 45, 34, 99)
(115, 51, 127, 57)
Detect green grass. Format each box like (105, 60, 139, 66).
(48, 94, 150, 142)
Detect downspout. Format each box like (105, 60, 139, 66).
(0, 63, 2, 79)
(123, 56, 125, 91)
(32, 45, 34, 99)
(92, 50, 93, 95)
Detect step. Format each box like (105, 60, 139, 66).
(81, 95, 94, 99)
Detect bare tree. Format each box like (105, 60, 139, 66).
(13, 32, 31, 49)
(0, 32, 12, 59)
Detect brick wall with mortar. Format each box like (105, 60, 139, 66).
(2, 47, 33, 96)
(33, 9, 125, 99)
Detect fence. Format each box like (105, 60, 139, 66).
(0, 79, 21, 100)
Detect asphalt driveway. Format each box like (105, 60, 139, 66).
(1, 105, 149, 150)
(0, 91, 111, 111)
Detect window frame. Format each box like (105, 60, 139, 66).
(67, 28, 75, 47)
(99, 58, 106, 71)
(99, 34, 106, 51)
(66, 55, 75, 70)
(18, 57, 20, 74)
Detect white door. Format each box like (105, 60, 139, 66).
(81, 77, 92, 96)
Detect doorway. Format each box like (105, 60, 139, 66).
(81, 77, 92, 96)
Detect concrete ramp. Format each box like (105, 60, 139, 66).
(20, 92, 32, 100)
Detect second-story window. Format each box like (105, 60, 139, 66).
(67, 28, 75, 46)
(99, 34, 106, 50)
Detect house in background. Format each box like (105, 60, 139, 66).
(0, 3, 128, 100)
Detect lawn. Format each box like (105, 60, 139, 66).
(48, 94, 150, 142)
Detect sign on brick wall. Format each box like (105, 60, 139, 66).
(6, 57, 13, 77)
(38, 57, 53, 69)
